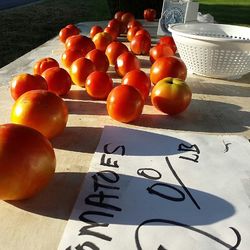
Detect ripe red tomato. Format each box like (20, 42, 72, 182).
(10, 73, 48, 100)
(159, 36, 177, 53)
(114, 11, 125, 21)
(121, 69, 151, 101)
(144, 8, 157, 21)
(127, 20, 142, 30)
(34, 57, 59, 75)
(105, 41, 128, 65)
(107, 85, 144, 123)
(61, 48, 83, 68)
(65, 34, 95, 56)
(130, 34, 151, 55)
(85, 71, 113, 100)
(92, 32, 113, 52)
(115, 51, 141, 77)
(59, 24, 80, 43)
(151, 77, 192, 115)
(149, 44, 175, 63)
(107, 19, 121, 35)
(70, 57, 96, 87)
(127, 26, 142, 42)
(104, 26, 119, 41)
(11, 90, 68, 139)
(89, 25, 103, 39)
(135, 29, 151, 39)
(86, 49, 109, 72)
(121, 12, 135, 26)
(150, 56, 187, 85)
(0, 123, 56, 200)
(42, 67, 72, 96)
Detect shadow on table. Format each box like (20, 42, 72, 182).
(190, 75, 250, 97)
(7, 172, 236, 228)
(64, 100, 107, 115)
(51, 126, 103, 153)
(137, 99, 250, 134)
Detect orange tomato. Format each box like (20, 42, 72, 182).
(105, 41, 129, 65)
(130, 34, 151, 55)
(33, 57, 59, 75)
(127, 26, 142, 42)
(11, 90, 68, 139)
(86, 71, 113, 100)
(61, 48, 84, 68)
(85, 49, 109, 72)
(59, 24, 80, 43)
(89, 25, 103, 39)
(107, 85, 144, 123)
(65, 34, 95, 56)
(149, 44, 175, 64)
(42, 67, 72, 96)
(10, 73, 48, 100)
(150, 56, 187, 85)
(121, 69, 151, 101)
(92, 32, 112, 52)
(70, 57, 96, 87)
(115, 51, 141, 77)
(0, 123, 56, 200)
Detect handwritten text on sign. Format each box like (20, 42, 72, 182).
(58, 126, 250, 249)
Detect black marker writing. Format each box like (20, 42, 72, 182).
(165, 156, 200, 209)
(137, 168, 162, 180)
(135, 219, 241, 250)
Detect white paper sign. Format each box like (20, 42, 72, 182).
(58, 126, 250, 250)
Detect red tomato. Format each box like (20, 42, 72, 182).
(89, 25, 103, 39)
(104, 26, 119, 41)
(85, 71, 113, 100)
(114, 11, 125, 21)
(86, 49, 109, 72)
(92, 32, 113, 52)
(151, 77, 192, 115)
(33, 57, 59, 75)
(107, 19, 121, 35)
(144, 8, 157, 21)
(59, 25, 80, 43)
(115, 51, 141, 77)
(121, 12, 135, 26)
(65, 24, 80, 34)
(69, 57, 96, 87)
(11, 90, 68, 139)
(150, 56, 187, 85)
(121, 69, 151, 101)
(149, 44, 175, 63)
(61, 48, 84, 68)
(127, 26, 142, 42)
(107, 85, 144, 123)
(127, 20, 142, 30)
(159, 36, 177, 53)
(65, 35, 95, 56)
(42, 67, 72, 96)
(0, 123, 56, 200)
(105, 41, 129, 65)
(130, 34, 151, 55)
(10, 73, 48, 100)
(135, 29, 151, 39)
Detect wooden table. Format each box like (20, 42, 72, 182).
(0, 20, 249, 250)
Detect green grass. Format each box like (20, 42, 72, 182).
(0, 0, 249, 68)
(198, 0, 250, 25)
(0, 0, 111, 68)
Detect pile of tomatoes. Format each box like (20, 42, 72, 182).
(0, 8, 192, 201)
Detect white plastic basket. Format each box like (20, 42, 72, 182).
(168, 23, 250, 79)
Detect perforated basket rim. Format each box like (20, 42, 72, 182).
(168, 23, 250, 43)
